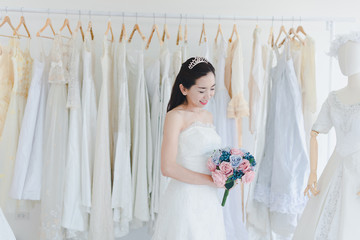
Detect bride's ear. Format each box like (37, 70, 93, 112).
(179, 84, 188, 96)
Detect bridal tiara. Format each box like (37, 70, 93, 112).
(188, 57, 209, 69)
(328, 31, 360, 57)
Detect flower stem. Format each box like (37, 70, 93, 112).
(221, 189, 229, 207)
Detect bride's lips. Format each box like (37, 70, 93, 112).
(200, 100, 208, 105)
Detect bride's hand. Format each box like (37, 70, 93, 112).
(304, 172, 320, 197)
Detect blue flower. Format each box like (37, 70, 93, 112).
(231, 170, 244, 180)
(212, 150, 221, 165)
(229, 155, 242, 168)
(221, 151, 231, 162)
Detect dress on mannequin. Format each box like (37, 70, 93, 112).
(294, 36, 360, 240)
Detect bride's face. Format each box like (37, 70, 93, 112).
(181, 72, 216, 108)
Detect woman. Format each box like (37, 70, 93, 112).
(152, 57, 226, 240)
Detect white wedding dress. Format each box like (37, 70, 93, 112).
(152, 121, 226, 240)
(293, 91, 360, 240)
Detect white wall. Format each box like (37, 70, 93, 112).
(1, 0, 359, 239)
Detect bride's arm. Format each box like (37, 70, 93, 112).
(161, 112, 216, 187)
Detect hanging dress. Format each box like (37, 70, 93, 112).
(151, 42, 172, 220)
(210, 36, 248, 240)
(62, 31, 88, 239)
(144, 44, 161, 221)
(246, 41, 275, 240)
(0, 39, 33, 211)
(293, 91, 360, 240)
(248, 27, 265, 136)
(224, 37, 249, 147)
(127, 40, 152, 227)
(10, 40, 50, 201)
(253, 43, 308, 238)
(80, 31, 97, 214)
(0, 40, 14, 137)
(88, 37, 114, 240)
(40, 35, 71, 240)
(112, 40, 133, 238)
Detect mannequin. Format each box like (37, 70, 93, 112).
(304, 40, 360, 197)
(293, 34, 360, 240)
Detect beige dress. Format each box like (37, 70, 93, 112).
(0, 40, 14, 137)
(0, 39, 33, 211)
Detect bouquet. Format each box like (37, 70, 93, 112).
(207, 147, 256, 206)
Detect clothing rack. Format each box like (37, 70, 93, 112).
(0, 7, 356, 23)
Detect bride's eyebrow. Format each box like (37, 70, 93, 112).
(198, 84, 216, 89)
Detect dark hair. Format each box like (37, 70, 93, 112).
(167, 57, 215, 112)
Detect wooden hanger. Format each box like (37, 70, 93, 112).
(86, 21, 94, 40)
(146, 24, 163, 49)
(162, 23, 170, 42)
(229, 24, 240, 43)
(268, 26, 274, 47)
(199, 23, 207, 45)
(176, 24, 183, 46)
(279, 26, 304, 47)
(15, 16, 31, 38)
(74, 20, 84, 41)
(128, 23, 146, 43)
(59, 18, 73, 39)
(275, 25, 289, 47)
(296, 25, 307, 37)
(36, 17, 55, 39)
(104, 20, 114, 42)
(0, 16, 19, 38)
(215, 24, 223, 44)
(119, 23, 127, 42)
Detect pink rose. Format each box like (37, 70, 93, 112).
(207, 158, 217, 172)
(230, 148, 244, 156)
(238, 160, 251, 172)
(212, 170, 227, 187)
(242, 171, 255, 184)
(219, 162, 234, 177)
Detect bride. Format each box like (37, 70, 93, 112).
(152, 57, 226, 240)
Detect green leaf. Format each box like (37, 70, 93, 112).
(225, 181, 234, 190)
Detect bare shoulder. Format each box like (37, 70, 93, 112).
(164, 109, 184, 134)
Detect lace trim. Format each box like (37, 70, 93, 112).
(179, 121, 215, 136)
(315, 168, 343, 240)
(254, 183, 307, 214)
(330, 91, 360, 110)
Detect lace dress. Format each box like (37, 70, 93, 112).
(62, 31, 88, 238)
(293, 91, 360, 240)
(40, 35, 71, 240)
(0, 40, 14, 137)
(253, 43, 309, 238)
(0, 39, 33, 211)
(152, 122, 226, 240)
